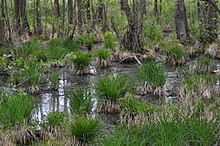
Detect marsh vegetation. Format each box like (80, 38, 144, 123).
(0, 0, 220, 145)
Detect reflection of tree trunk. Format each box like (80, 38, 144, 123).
(175, 0, 189, 43)
(57, 96, 59, 112)
(198, 0, 218, 43)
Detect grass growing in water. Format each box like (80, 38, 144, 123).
(69, 117, 100, 143)
(49, 72, 59, 88)
(136, 60, 166, 96)
(121, 96, 147, 113)
(96, 74, 129, 101)
(94, 49, 112, 67)
(0, 93, 33, 127)
(46, 112, 65, 127)
(68, 89, 92, 115)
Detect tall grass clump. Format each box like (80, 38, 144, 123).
(196, 56, 213, 74)
(47, 39, 68, 60)
(160, 41, 186, 65)
(69, 117, 100, 143)
(145, 25, 163, 48)
(104, 31, 116, 49)
(49, 72, 59, 89)
(70, 51, 91, 75)
(68, 89, 92, 115)
(0, 93, 33, 127)
(94, 49, 111, 67)
(180, 74, 217, 101)
(136, 60, 166, 96)
(121, 96, 147, 113)
(96, 75, 129, 101)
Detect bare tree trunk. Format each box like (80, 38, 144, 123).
(0, 0, 6, 45)
(154, 0, 158, 16)
(35, 0, 42, 35)
(4, 0, 12, 41)
(68, 0, 73, 24)
(159, 0, 162, 14)
(140, 0, 146, 16)
(62, 0, 65, 36)
(77, 0, 86, 34)
(86, 0, 91, 20)
(175, 0, 189, 43)
(198, 0, 218, 43)
(14, 0, 20, 34)
(19, 0, 30, 34)
(54, 0, 61, 18)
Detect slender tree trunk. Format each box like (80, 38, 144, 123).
(14, 0, 20, 34)
(35, 0, 42, 35)
(4, 0, 12, 41)
(0, 0, 6, 45)
(154, 0, 158, 16)
(198, 0, 218, 43)
(54, 0, 61, 18)
(77, 0, 86, 34)
(19, 0, 30, 34)
(62, 0, 65, 36)
(68, 0, 73, 24)
(140, 0, 146, 16)
(86, 0, 91, 20)
(159, 0, 162, 14)
(175, 0, 189, 43)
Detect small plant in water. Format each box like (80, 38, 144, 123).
(68, 89, 92, 115)
(96, 74, 129, 101)
(94, 49, 112, 67)
(69, 117, 100, 143)
(136, 60, 166, 96)
(70, 51, 91, 75)
(49, 72, 59, 90)
(121, 96, 147, 113)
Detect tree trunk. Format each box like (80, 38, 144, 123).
(14, 0, 20, 34)
(68, 0, 73, 24)
(154, 0, 158, 16)
(175, 0, 189, 44)
(198, 0, 218, 43)
(19, 0, 30, 34)
(77, 0, 86, 34)
(54, 0, 61, 18)
(35, 0, 42, 35)
(0, 0, 5, 45)
(62, 0, 65, 36)
(86, 0, 91, 20)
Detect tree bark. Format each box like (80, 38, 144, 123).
(14, 0, 20, 34)
(35, 0, 42, 35)
(175, 0, 189, 43)
(19, 0, 30, 34)
(0, 0, 6, 45)
(68, 0, 73, 24)
(54, 0, 61, 18)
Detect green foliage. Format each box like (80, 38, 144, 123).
(160, 41, 185, 64)
(46, 112, 65, 127)
(196, 56, 212, 74)
(68, 89, 92, 115)
(23, 60, 42, 86)
(96, 75, 129, 101)
(49, 72, 59, 87)
(69, 117, 100, 142)
(137, 61, 166, 87)
(70, 51, 91, 69)
(61, 38, 80, 52)
(0, 93, 33, 127)
(145, 25, 163, 47)
(104, 31, 116, 49)
(121, 96, 147, 113)
(77, 34, 94, 50)
(94, 49, 111, 60)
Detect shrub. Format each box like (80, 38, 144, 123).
(96, 75, 129, 101)
(69, 117, 100, 142)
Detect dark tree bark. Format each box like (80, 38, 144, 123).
(175, 0, 189, 43)
(68, 0, 73, 24)
(198, 0, 218, 43)
(154, 0, 158, 16)
(54, 0, 61, 18)
(0, 0, 6, 45)
(35, 0, 42, 35)
(62, 0, 65, 36)
(77, 0, 86, 34)
(14, 0, 20, 34)
(19, 0, 30, 34)
(140, 0, 146, 16)
(86, 0, 91, 20)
